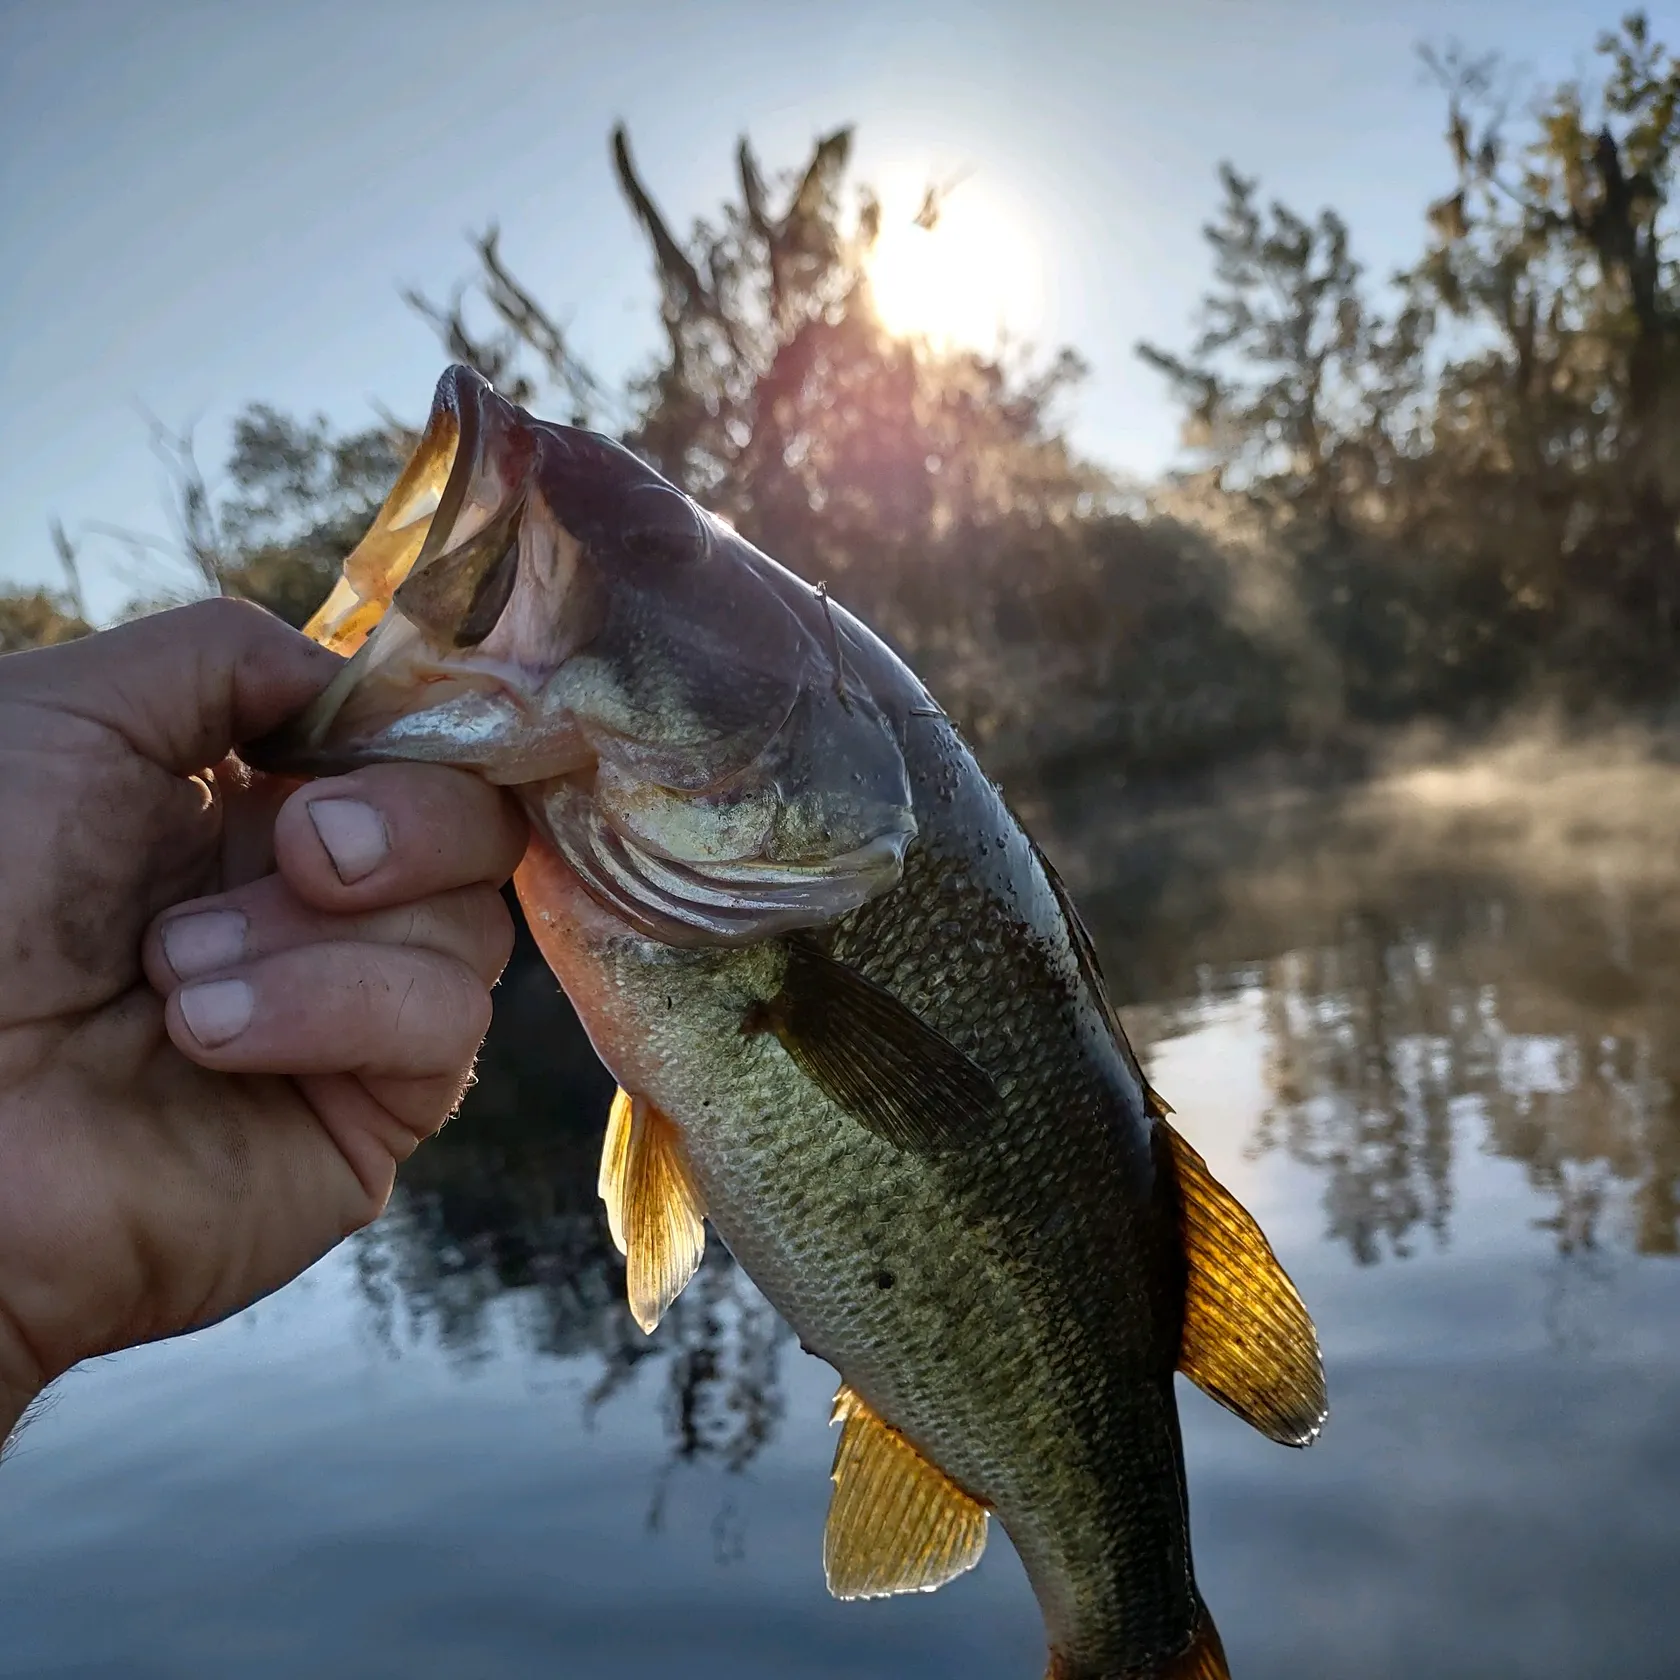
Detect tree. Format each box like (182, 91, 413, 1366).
(1141, 10, 1680, 719)
(1136, 168, 1444, 720)
(415, 127, 1104, 659)
(1414, 13, 1680, 687)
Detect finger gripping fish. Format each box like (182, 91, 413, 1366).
(250, 365, 1326, 1680)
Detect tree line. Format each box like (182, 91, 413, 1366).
(9, 10, 1678, 786)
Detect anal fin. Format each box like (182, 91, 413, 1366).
(825, 1384, 988, 1600)
(598, 1087, 707, 1335)
(1166, 1123, 1327, 1446)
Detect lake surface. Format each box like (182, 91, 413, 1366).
(5, 741, 1678, 1679)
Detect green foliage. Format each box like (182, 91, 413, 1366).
(1140, 11, 1680, 726)
(211, 408, 410, 627)
(0, 589, 90, 654)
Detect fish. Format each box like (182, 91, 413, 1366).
(248, 364, 1326, 1680)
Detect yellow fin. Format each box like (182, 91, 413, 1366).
(597, 1087, 706, 1334)
(1163, 1610, 1232, 1680)
(825, 1384, 988, 1600)
(1166, 1124, 1327, 1446)
(598, 1087, 635, 1256)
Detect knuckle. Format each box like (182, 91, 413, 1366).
(379, 951, 489, 1046)
(186, 594, 269, 642)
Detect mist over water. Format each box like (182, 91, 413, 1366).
(4, 742, 1677, 1679)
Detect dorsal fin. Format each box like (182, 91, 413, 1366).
(1164, 1124, 1327, 1446)
(1030, 834, 1173, 1119)
(598, 1088, 707, 1334)
(825, 1384, 989, 1599)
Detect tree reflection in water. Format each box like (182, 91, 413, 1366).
(1252, 899, 1680, 1266)
(1062, 741, 1680, 1271)
(350, 905, 793, 1484)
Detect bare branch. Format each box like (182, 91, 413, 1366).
(137, 405, 228, 597)
(48, 519, 87, 621)
(611, 123, 712, 322)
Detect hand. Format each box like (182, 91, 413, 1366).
(0, 599, 527, 1441)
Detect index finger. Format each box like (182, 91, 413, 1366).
(274, 762, 530, 912)
(0, 597, 338, 773)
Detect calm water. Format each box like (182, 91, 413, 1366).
(5, 749, 1678, 1679)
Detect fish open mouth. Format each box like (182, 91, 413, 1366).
(246, 366, 570, 777)
(304, 364, 522, 657)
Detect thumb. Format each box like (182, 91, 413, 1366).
(3, 597, 340, 773)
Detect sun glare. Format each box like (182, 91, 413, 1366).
(866, 177, 1044, 350)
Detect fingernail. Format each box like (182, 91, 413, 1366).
(308, 798, 388, 883)
(162, 911, 246, 980)
(178, 979, 254, 1047)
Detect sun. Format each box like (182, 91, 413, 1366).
(865, 175, 1044, 350)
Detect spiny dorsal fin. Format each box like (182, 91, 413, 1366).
(598, 1087, 707, 1335)
(1029, 834, 1173, 1119)
(763, 938, 997, 1154)
(825, 1384, 988, 1600)
(1165, 1123, 1327, 1446)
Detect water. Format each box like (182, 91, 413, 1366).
(4, 745, 1678, 1679)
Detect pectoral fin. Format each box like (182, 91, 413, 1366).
(1166, 1124, 1327, 1446)
(825, 1384, 988, 1599)
(762, 938, 997, 1154)
(598, 1088, 707, 1334)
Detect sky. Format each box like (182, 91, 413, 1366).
(0, 0, 1631, 619)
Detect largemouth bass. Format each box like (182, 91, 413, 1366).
(251, 366, 1325, 1679)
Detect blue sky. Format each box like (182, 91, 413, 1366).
(0, 0, 1626, 618)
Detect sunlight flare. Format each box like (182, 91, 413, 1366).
(865, 175, 1044, 349)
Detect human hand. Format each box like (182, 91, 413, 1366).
(0, 600, 527, 1441)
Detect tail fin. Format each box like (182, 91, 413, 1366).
(1161, 1611, 1230, 1680)
(1045, 1605, 1229, 1680)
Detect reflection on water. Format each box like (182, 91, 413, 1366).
(1254, 908, 1679, 1268)
(1061, 741, 1680, 1273)
(351, 938, 796, 1486)
(5, 740, 1679, 1678)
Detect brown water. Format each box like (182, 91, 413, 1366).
(4, 742, 1677, 1679)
